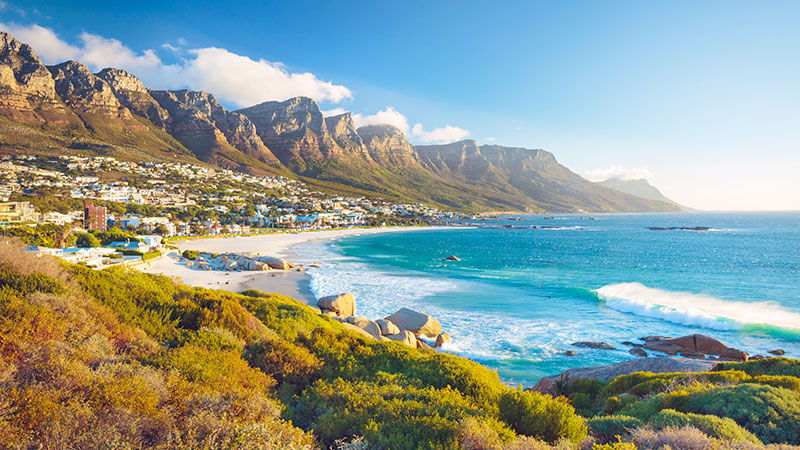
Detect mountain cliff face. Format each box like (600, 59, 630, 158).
(358, 124, 421, 168)
(96, 68, 169, 128)
(0, 31, 75, 125)
(0, 30, 680, 213)
(597, 177, 689, 210)
(237, 97, 345, 167)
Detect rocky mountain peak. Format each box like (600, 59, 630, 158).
(95, 68, 147, 93)
(48, 61, 123, 110)
(0, 31, 56, 99)
(357, 124, 419, 168)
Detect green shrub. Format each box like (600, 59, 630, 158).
(181, 249, 200, 260)
(183, 327, 244, 352)
(245, 338, 321, 388)
(649, 409, 760, 443)
(587, 415, 643, 442)
(747, 374, 800, 392)
(603, 396, 623, 415)
(497, 390, 587, 445)
(715, 358, 800, 378)
(569, 392, 593, 415)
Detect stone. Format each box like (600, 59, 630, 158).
(678, 351, 707, 359)
(355, 320, 382, 338)
(443, 255, 461, 261)
(384, 307, 442, 338)
(639, 335, 672, 343)
(317, 293, 355, 318)
(572, 341, 616, 350)
(643, 341, 683, 355)
(387, 330, 417, 347)
(527, 356, 719, 394)
(719, 348, 748, 361)
(435, 332, 451, 347)
(340, 322, 375, 340)
(565, 351, 577, 356)
(666, 334, 729, 355)
(255, 256, 291, 270)
(768, 349, 785, 355)
(630, 347, 648, 357)
(750, 354, 766, 360)
(376, 319, 400, 336)
(417, 339, 434, 350)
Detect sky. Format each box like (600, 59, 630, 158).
(1, 1, 799, 210)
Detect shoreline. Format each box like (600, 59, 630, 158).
(140, 226, 461, 304)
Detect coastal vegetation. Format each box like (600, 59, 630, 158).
(2, 238, 799, 449)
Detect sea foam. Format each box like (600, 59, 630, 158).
(596, 282, 800, 332)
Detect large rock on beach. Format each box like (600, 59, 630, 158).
(376, 319, 400, 336)
(317, 293, 355, 317)
(435, 332, 451, 347)
(630, 347, 648, 357)
(256, 256, 291, 270)
(340, 322, 374, 340)
(384, 307, 442, 338)
(387, 330, 417, 347)
(354, 320, 382, 338)
(528, 357, 718, 396)
(642, 334, 748, 360)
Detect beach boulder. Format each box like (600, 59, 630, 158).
(720, 347, 748, 361)
(417, 339, 434, 350)
(643, 334, 741, 358)
(340, 322, 374, 340)
(387, 330, 417, 347)
(384, 307, 442, 338)
(435, 332, 451, 347)
(769, 349, 785, 355)
(317, 293, 355, 318)
(376, 319, 400, 336)
(630, 347, 648, 357)
(354, 320, 382, 338)
(256, 256, 291, 270)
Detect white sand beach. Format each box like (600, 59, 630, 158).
(139, 226, 456, 303)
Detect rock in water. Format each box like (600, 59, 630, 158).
(630, 347, 648, 357)
(435, 332, 451, 347)
(384, 307, 442, 338)
(565, 351, 577, 356)
(317, 293, 355, 317)
(768, 349, 785, 355)
(443, 255, 461, 261)
(376, 319, 400, 336)
(720, 348, 749, 361)
(417, 339, 434, 350)
(572, 341, 617, 350)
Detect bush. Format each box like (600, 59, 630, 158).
(603, 396, 623, 415)
(747, 375, 800, 392)
(715, 358, 800, 378)
(245, 338, 321, 388)
(181, 249, 200, 260)
(497, 390, 587, 445)
(587, 415, 643, 442)
(649, 409, 760, 444)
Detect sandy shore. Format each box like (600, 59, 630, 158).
(140, 226, 458, 304)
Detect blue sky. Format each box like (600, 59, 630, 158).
(2, 1, 799, 210)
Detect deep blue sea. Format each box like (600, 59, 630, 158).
(295, 213, 800, 386)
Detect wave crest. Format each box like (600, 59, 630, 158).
(596, 282, 800, 332)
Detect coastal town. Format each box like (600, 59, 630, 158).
(0, 154, 459, 268)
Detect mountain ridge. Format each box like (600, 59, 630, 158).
(0, 30, 679, 213)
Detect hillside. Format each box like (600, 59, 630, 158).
(0, 30, 679, 213)
(597, 177, 690, 210)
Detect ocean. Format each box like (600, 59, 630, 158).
(293, 212, 800, 385)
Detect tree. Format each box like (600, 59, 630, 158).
(75, 232, 100, 248)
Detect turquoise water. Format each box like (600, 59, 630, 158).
(296, 213, 800, 385)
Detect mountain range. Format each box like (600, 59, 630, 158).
(0, 31, 680, 213)
(596, 177, 689, 211)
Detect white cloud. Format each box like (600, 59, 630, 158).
(353, 107, 409, 133)
(0, 22, 352, 108)
(485, 137, 496, 142)
(181, 47, 352, 107)
(77, 32, 161, 70)
(411, 123, 470, 144)
(321, 107, 347, 117)
(0, 22, 80, 62)
(582, 165, 654, 182)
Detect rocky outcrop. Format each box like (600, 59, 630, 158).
(384, 308, 442, 338)
(435, 332, 451, 347)
(48, 61, 133, 118)
(325, 112, 371, 160)
(376, 319, 400, 336)
(630, 347, 648, 357)
(96, 68, 169, 127)
(0, 31, 68, 123)
(387, 330, 417, 347)
(769, 349, 786, 356)
(642, 334, 748, 361)
(317, 293, 355, 318)
(237, 97, 343, 165)
(358, 124, 421, 168)
(528, 357, 719, 396)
